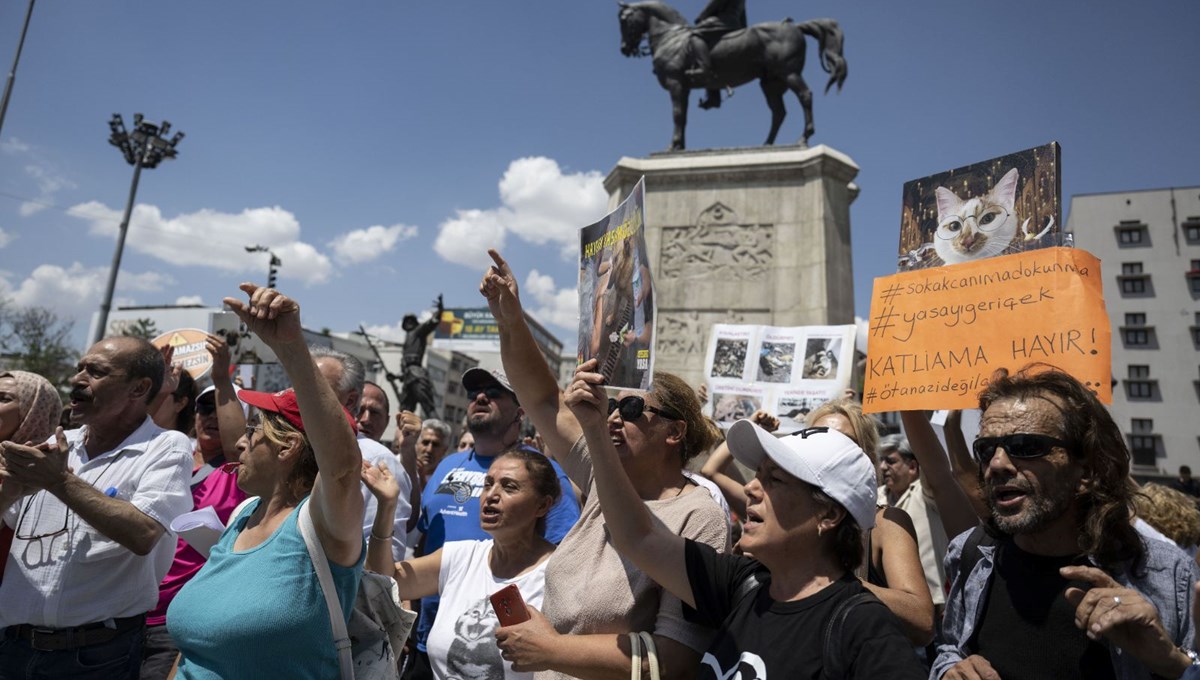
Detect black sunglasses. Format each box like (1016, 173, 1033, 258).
(468, 386, 508, 401)
(972, 433, 1071, 466)
(195, 400, 217, 416)
(608, 396, 681, 421)
(788, 426, 830, 438)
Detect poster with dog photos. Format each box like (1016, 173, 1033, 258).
(703, 324, 856, 431)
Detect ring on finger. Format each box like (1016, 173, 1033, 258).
(1112, 595, 1122, 606)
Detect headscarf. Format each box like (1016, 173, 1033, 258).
(1, 370, 62, 445)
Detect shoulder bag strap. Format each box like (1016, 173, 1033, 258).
(628, 632, 641, 680)
(226, 496, 259, 529)
(298, 500, 354, 680)
(821, 592, 885, 680)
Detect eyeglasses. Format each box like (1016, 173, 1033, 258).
(972, 433, 1071, 466)
(467, 386, 508, 402)
(244, 424, 263, 440)
(607, 396, 681, 421)
(788, 426, 830, 438)
(14, 495, 69, 541)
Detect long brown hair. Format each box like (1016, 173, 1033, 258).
(649, 372, 719, 466)
(978, 364, 1143, 572)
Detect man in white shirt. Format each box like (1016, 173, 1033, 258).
(310, 345, 413, 561)
(0, 336, 193, 679)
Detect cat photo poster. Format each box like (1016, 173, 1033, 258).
(897, 143, 1062, 271)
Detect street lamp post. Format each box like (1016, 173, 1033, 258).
(93, 113, 184, 344)
(245, 245, 282, 288)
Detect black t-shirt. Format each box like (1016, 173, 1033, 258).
(682, 540, 926, 680)
(970, 541, 1117, 680)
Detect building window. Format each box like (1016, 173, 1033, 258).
(1115, 220, 1148, 246)
(1125, 365, 1155, 399)
(1185, 219, 1200, 244)
(1188, 261, 1200, 294)
(1128, 418, 1158, 467)
(1192, 312, 1200, 348)
(1118, 262, 1150, 295)
(1125, 313, 1146, 326)
(1123, 328, 1151, 346)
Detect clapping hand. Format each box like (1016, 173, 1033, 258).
(1, 427, 70, 493)
(223, 284, 303, 348)
(360, 460, 400, 504)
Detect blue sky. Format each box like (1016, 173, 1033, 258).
(1, 0, 1196, 350)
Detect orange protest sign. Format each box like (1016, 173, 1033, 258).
(152, 328, 214, 380)
(862, 247, 1111, 413)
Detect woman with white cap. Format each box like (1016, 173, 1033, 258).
(560, 365, 926, 679)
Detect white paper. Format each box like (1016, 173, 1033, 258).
(170, 506, 224, 558)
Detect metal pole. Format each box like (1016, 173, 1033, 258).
(93, 154, 144, 344)
(0, 0, 36, 139)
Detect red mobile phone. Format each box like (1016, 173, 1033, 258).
(490, 584, 531, 626)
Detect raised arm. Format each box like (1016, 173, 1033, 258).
(943, 409, 989, 522)
(480, 249, 582, 461)
(224, 284, 363, 566)
(562, 360, 694, 608)
(899, 410, 980, 538)
(863, 506, 936, 647)
(698, 440, 748, 517)
(206, 333, 247, 457)
(360, 458, 441, 598)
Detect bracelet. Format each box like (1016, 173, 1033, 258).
(371, 530, 394, 541)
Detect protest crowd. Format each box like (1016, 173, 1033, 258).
(2, 239, 1200, 680)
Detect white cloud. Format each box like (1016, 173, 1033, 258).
(0, 228, 11, 248)
(2, 139, 75, 216)
(433, 157, 607, 269)
(175, 295, 205, 305)
(433, 209, 508, 270)
(328, 224, 418, 265)
(5, 262, 173, 321)
(854, 315, 869, 354)
(524, 269, 577, 330)
(66, 202, 334, 285)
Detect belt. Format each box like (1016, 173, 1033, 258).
(5, 614, 145, 652)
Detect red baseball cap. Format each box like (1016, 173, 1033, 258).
(237, 387, 358, 434)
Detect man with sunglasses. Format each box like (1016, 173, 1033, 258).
(0, 336, 194, 680)
(406, 367, 580, 680)
(934, 367, 1199, 680)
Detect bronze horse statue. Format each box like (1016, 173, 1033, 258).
(617, 1, 847, 150)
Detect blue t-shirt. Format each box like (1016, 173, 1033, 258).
(415, 447, 580, 649)
(168, 497, 365, 679)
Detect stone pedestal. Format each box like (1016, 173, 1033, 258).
(604, 144, 859, 389)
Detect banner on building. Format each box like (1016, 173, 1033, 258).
(704, 323, 857, 431)
(863, 246, 1111, 413)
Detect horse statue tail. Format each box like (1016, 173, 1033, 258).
(796, 18, 848, 94)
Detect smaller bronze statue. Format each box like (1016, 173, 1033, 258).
(398, 294, 443, 419)
(617, 0, 848, 151)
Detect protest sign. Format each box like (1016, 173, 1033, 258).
(578, 177, 654, 390)
(153, 329, 214, 380)
(704, 323, 857, 430)
(863, 247, 1111, 413)
(898, 143, 1061, 271)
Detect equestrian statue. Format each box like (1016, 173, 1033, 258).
(617, 0, 847, 151)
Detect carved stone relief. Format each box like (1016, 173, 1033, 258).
(659, 202, 774, 281)
(657, 309, 757, 360)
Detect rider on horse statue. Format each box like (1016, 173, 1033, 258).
(686, 0, 747, 110)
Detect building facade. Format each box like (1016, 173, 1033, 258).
(1066, 186, 1200, 475)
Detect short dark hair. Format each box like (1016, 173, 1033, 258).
(363, 380, 390, 413)
(1181, 466, 1192, 476)
(171, 371, 196, 434)
(114, 336, 165, 404)
(978, 364, 1142, 572)
(811, 485, 864, 572)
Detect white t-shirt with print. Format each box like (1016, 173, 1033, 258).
(427, 539, 548, 680)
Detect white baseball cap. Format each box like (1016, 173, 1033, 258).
(727, 420, 877, 529)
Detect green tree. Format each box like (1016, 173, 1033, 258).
(119, 317, 160, 340)
(0, 299, 79, 394)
